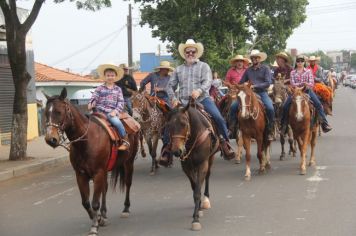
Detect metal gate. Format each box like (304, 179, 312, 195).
(0, 63, 14, 145)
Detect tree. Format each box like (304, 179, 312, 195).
(0, 0, 111, 160)
(134, 0, 308, 76)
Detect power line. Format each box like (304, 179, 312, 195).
(51, 25, 126, 66)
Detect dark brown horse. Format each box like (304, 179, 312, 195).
(166, 101, 219, 231)
(218, 88, 243, 164)
(288, 87, 318, 175)
(271, 75, 297, 160)
(235, 84, 271, 180)
(131, 90, 165, 175)
(44, 88, 139, 236)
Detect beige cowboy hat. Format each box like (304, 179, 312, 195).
(229, 54, 250, 65)
(308, 55, 320, 61)
(248, 49, 267, 62)
(271, 60, 278, 67)
(275, 52, 290, 63)
(97, 63, 124, 82)
(178, 39, 204, 59)
(154, 60, 174, 72)
(118, 63, 130, 70)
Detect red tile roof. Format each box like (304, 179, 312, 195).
(132, 72, 149, 85)
(35, 63, 103, 83)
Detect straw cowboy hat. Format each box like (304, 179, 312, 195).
(248, 49, 267, 62)
(97, 63, 124, 82)
(229, 54, 250, 65)
(271, 60, 278, 67)
(308, 55, 320, 61)
(275, 52, 290, 63)
(178, 39, 204, 59)
(154, 61, 174, 72)
(118, 63, 130, 70)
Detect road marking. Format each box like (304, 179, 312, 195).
(33, 187, 74, 205)
(305, 166, 328, 200)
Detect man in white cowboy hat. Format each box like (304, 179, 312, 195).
(224, 54, 249, 137)
(115, 63, 137, 116)
(140, 60, 174, 165)
(307, 56, 325, 83)
(167, 39, 236, 160)
(88, 63, 130, 150)
(238, 49, 275, 141)
(274, 52, 293, 84)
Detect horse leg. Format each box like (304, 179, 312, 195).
(264, 141, 272, 170)
(88, 170, 105, 236)
(280, 132, 286, 160)
(235, 131, 243, 164)
(75, 172, 94, 220)
(146, 136, 155, 175)
(121, 159, 134, 218)
(256, 137, 265, 174)
(152, 133, 160, 169)
(309, 128, 317, 167)
(202, 156, 213, 210)
(140, 132, 146, 158)
(243, 135, 252, 180)
(288, 127, 296, 157)
(99, 176, 108, 227)
(298, 134, 308, 175)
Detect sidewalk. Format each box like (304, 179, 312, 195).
(0, 136, 69, 182)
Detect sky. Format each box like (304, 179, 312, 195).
(16, 0, 356, 75)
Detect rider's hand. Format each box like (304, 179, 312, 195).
(191, 90, 201, 99)
(172, 100, 179, 108)
(88, 101, 95, 111)
(109, 110, 117, 117)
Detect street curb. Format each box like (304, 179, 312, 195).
(0, 155, 69, 182)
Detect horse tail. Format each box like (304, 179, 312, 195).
(110, 152, 126, 192)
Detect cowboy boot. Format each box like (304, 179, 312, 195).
(220, 139, 235, 160)
(118, 134, 130, 151)
(267, 125, 274, 141)
(321, 121, 332, 133)
(159, 144, 170, 167)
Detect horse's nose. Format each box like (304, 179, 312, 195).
(45, 137, 58, 147)
(173, 149, 182, 157)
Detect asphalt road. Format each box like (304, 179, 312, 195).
(1, 87, 356, 236)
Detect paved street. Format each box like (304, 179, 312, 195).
(1, 87, 356, 236)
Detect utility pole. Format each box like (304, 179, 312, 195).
(158, 44, 161, 63)
(127, 4, 133, 75)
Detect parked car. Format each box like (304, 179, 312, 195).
(344, 75, 356, 87)
(350, 76, 356, 89)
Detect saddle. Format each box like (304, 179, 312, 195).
(91, 112, 140, 142)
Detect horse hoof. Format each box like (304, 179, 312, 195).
(280, 155, 285, 161)
(258, 168, 266, 174)
(198, 210, 204, 217)
(191, 222, 202, 231)
(149, 171, 155, 176)
(120, 212, 130, 218)
(98, 217, 108, 227)
(235, 159, 241, 164)
(300, 169, 306, 175)
(244, 175, 251, 181)
(265, 163, 271, 170)
(88, 227, 98, 236)
(308, 161, 316, 167)
(201, 196, 211, 209)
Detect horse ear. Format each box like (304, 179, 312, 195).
(246, 81, 252, 88)
(59, 88, 67, 100)
(43, 92, 50, 100)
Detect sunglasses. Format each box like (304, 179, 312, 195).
(185, 50, 197, 55)
(296, 60, 304, 63)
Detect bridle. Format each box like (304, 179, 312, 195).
(45, 99, 89, 151)
(239, 90, 260, 120)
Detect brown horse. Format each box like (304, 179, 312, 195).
(288, 87, 318, 175)
(44, 88, 139, 236)
(271, 75, 297, 160)
(326, 72, 336, 98)
(217, 88, 243, 164)
(166, 101, 219, 231)
(131, 90, 165, 175)
(235, 84, 271, 180)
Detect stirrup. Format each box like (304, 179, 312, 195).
(118, 140, 130, 151)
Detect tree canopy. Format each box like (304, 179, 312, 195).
(134, 0, 308, 75)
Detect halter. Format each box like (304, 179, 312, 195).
(239, 91, 260, 120)
(45, 100, 89, 151)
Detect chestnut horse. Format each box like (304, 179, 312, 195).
(44, 88, 139, 236)
(288, 87, 318, 175)
(131, 90, 165, 175)
(166, 101, 219, 231)
(235, 84, 271, 180)
(218, 88, 243, 164)
(272, 75, 297, 160)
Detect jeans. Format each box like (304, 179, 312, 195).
(229, 91, 274, 129)
(162, 125, 170, 146)
(124, 97, 133, 116)
(201, 97, 229, 140)
(107, 114, 126, 137)
(281, 89, 327, 125)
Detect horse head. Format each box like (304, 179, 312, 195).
(167, 102, 191, 158)
(290, 86, 309, 122)
(44, 88, 73, 148)
(236, 83, 255, 119)
(273, 75, 286, 106)
(131, 89, 148, 122)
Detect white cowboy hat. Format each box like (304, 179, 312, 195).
(248, 49, 267, 62)
(275, 52, 290, 63)
(271, 60, 278, 67)
(154, 60, 174, 72)
(229, 54, 250, 65)
(97, 63, 124, 82)
(178, 39, 204, 59)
